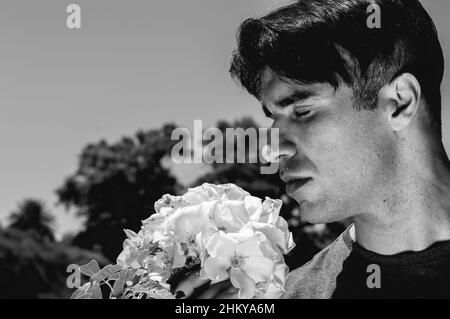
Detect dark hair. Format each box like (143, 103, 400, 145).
(230, 0, 444, 130)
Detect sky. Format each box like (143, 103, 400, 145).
(1, 0, 449, 239)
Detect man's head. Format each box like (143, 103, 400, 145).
(230, 0, 445, 223)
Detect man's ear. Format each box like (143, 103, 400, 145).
(378, 73, 421, 132)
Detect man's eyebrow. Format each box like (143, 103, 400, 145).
(261, 90, 316, 118)
(275, 90, 315, 108)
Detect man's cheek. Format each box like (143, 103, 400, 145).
(312, 133, 365, 186)
(308, 125, 345, 163)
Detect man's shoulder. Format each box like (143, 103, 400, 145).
(281, 225, 354, 299)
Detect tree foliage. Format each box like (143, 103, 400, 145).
(56, 124, 182, 260)
(9, 198, 55, 242)
(0, 228, 108, 298)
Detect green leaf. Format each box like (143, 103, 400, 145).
(91, 264, 123, 283)
(113, 269, 128, 297)
(79, 260, 100, 277)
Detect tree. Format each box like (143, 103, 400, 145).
(9, 199, 55, 242)
(0, 227, 108, 298)
(56, 124, 182, 261)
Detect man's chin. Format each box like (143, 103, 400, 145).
(296, 200, 344, 224)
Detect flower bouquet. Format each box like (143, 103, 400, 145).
(71, 183, 295, 299)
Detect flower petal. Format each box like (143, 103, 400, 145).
(203, 257, 230, 282)
(230, 269, 256, 299)
(244, 196, 263, 220)
(213, 200, 249, 232)
(242, 256, 274, 283)
(235, 236, 263, 258)
(258, 281, 285, 299)
(230, 222, 256, 242)
(260, 198, 282, 224)
(272, 262, 289, 287)
(205, 231, 236, 262)
(172, 244, 187, 268)
(222, 183, 250, 200)
(250, 222, 288, 253)
(117, 245, 141, 269)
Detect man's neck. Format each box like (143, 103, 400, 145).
(352, 144, 450, 255)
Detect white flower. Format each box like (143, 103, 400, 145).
(114, 182, 294, 299)
(144, 244, 186, 282)
(211, 200, 250, 233)
(250, 197, 295, 254)
(166, 201, 218, 255)
(255, 263, 288, 299)
(183, 183, 250, 204)
(201, 226, 276, 299)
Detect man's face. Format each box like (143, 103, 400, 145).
(260, 68, 396, 224)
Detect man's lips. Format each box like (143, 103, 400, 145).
(285, 177, 312, 194)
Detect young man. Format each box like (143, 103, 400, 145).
(231, 0, 450, 299)
(176, 0, 450, 298)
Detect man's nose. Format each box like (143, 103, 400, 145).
(271, 117, 297, 160)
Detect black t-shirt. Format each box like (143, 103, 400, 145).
(332, 240, 450, 298)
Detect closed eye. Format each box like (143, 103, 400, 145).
(293, 109, 312, 118)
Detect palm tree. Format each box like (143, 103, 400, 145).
(9, 199, 55, 241)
